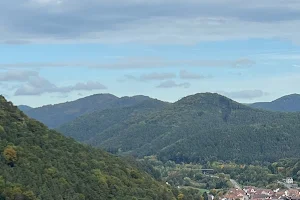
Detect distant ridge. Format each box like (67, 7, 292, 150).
(22, 93, 300, 128)
(23, 93, 167, 128)
(250, 94, 300, 112)
(17, 105, 33, 112)
(58, 92, 300, 164)
(58, 98, 169, 142)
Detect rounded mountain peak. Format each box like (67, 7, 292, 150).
(274, 93, 300, 102)
(175, 92, 247, 111)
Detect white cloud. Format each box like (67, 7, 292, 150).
(218, 90, 269, 100)
(72, 81, 107, 90)
(179, 70, 211, 80)
(156, 80, 190, 89)
(14, 78, 107, 96)
(0, 69, 107, 96)
(232, 58, 256, 68)
(0, 70, 39, 82)
(121, 72, 176, 82)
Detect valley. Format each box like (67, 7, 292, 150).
(57, 93, 300, 164)
(2, 1, 300, 199)
(2, 92, 300, 200)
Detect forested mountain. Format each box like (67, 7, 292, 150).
(58, 99, 168, 142)
(250, 94, 300, 112)
(18, 105, 33, 112)
(0, 96, 175, 200)
(59, 93, 300, 164)
(23, 93, 166, 128)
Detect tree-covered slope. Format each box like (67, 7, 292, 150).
(58, 99, 168, 143)
(250, 94, 300, 112)
(59, 93, 300, 164)
(24, 93, 164, 128)
(0, 96, 175, 200)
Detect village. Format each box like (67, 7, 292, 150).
(222, 178, 300, 200)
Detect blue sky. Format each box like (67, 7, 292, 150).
(1, 0, 300, 107)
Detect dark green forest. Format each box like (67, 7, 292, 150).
(58, 93, 300, 164)
(23, 94, 167, 128)
(0, 96, 175, 200)
(3, 92, 300, 200)
(58, 99, 168, 142)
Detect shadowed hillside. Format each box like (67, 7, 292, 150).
(59, 93, 300, 164)
(24, 93, 167, 128)
(18, 105, 33, 112)
(250, 94, 300, 112)
(0, 96, 175, 200)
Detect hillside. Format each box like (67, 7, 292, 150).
(18, 105, 33, 112)
(59, 93, 300, 164)
(250, 94, 300, 112)
(58, 99, 168, 143)
(0, 96, 175, 200)
(24, 94, 165, 128)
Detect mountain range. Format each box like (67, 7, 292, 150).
(18, 105, 33, 112)
(0, 96, 174, 199)
(17, 92, 300, 164)
(21, 94, 300, 130)
(3, 92, 300, 198)
(249, 94, 300, 112)
(22, 94, 164, 128)
(58, 98, 168, 142)
(57, 93, 300, 164)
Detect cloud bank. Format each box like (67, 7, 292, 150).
(179, 70, 212, 80)
(122, 72, 176, 82)
(157, 80, 190, 89)
(0, 70, 107, 96)
(1, 0, 300, 44)
(218, 90, 268, 100)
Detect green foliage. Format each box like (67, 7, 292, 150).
(213, 162, 279, 187)
(270, 158, 300, 182)
(58, 99, 167, 143)
(178, 193, 184, 200)
(25, 94, 166, 128)
(0, 125, 4, 134)
(211, 159, 300, 187)
(3, 146, 17, 163)
(59, 93, 300, 164)
(139, 157, 231, 194)
(0, 96, 174, 200)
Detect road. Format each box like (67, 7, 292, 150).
(229, 179, 249, 200)
(230, 179, 242, 190)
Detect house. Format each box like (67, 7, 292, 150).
(285, 189, 300, 199)
(223, 189, 246, 200)
(286, 178, 294, 184)
(251, 193, 270, 200)
(256, 189, 274, 197)
(244, 186, 257, 194)
(273, 191, 285, 199)
(208, 194, 215, 200)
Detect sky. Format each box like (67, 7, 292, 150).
(1, 0, 300, 107)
